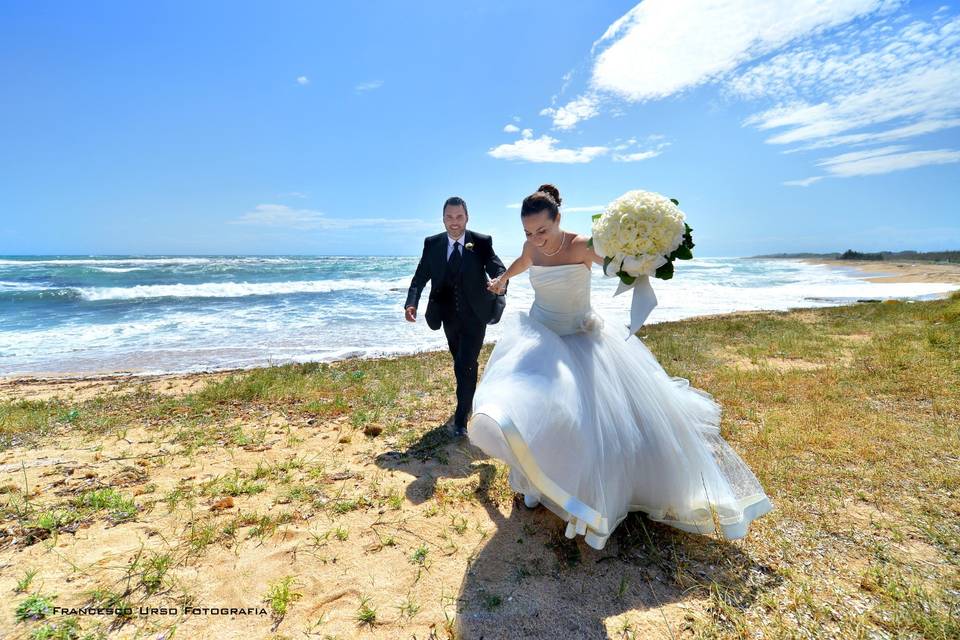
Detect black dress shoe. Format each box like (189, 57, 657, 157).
(451, 423, 468, 438)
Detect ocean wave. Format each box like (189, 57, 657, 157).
(0, 280, 49, 291)
(0, 283, 82, 301)
(0, 257, 313, 267)
(75, 278, 412, 301)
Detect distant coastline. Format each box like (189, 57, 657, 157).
(750, 249, 960, 263)
(795, 257, 960, 285)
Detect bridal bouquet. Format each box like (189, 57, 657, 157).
(589, 190, 695, 334)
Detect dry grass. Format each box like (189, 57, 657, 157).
(0, 291, 957, 639)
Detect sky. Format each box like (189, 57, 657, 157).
(1, 0, 958, 257)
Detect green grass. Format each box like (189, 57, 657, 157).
(74, 488, 138, 523)
(264, 576, 302, 620)
(27, 616, 81, 640)
(15, 593, 57, 622)
(356, 595, 377, 626)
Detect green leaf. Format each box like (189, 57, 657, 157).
(587, 237, 594, 249)
(603, 256, 613, 274)
(616, 271, 637, 285)
(670, 198, 679, 206)
(591, 213, 603, 221)
(674, 245, 693, 260)
(655, 261, 674, 280)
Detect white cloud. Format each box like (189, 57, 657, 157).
(231, 204, 323, 229)
(355, 80, 384, 92)
(515, 1, 959, 178)
(230, 204, 432, 231)
(589, 0, 901, 102)
(781, 118, 960, 153)
(572, 1, 958, 179)
(487, 134, 608, 163)
(736, 15, 960, 150)
(612, 140, 671, 162)
(613, 150, 662, 162)
(506, 203, 520, 209)
(783, 144, 960, 184)
(491, 129, 669, 165)
(540, 94, 601, 129)
(817, 145, 910, 166)
(783, 176, 825, 187)
(816, 146, 960, 176)
(296, 76, 309, 86)
(503, 124, 520, 133)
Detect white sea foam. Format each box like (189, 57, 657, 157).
(0, 280, 48, 291)
(0, 258, 216, 266)
(75, 278, 411, 301)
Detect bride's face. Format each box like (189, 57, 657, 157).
(522, 210, 562, 249)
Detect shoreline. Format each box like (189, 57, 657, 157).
(4, 258, 959, 398)
(0, 308, 782, 401)
(797, 257, 960, 284)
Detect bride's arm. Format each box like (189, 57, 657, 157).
(487, 241, 533, 293)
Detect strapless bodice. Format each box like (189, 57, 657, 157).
(528, 264, 602, 336)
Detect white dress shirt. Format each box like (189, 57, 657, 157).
(447, 232, 466, 260)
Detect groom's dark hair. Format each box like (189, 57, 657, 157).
(443, 196, 468, 215)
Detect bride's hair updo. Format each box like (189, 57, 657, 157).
(521, 183, 562, 220)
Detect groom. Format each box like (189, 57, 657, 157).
(404, 196, 507, 437)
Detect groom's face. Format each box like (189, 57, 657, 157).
(443, 204, 468, 238)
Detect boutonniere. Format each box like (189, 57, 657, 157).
(464, 242, 475, 251)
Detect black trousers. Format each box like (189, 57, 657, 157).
(441, 307, 487, 428)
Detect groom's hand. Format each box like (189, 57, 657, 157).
(404, 306, 417, 322)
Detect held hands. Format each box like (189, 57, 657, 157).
(487, 276, 507, 295)
(404, 306, 417, 322)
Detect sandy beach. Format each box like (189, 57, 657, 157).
(1, 286, 958, 639)
(800, 257, 960, 284)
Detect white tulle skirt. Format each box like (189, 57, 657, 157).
(468, 310, 773, 550)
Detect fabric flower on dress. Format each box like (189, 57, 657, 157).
(579, 309, 604, 335)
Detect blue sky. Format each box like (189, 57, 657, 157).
(1, 0, 958, 257)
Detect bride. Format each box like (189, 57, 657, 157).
(469, 184, 773, 550)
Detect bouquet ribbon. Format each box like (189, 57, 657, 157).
(613, 274, 658, 336)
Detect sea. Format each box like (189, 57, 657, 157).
(1, 255, 957, 378)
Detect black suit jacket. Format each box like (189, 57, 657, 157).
(405, 230, 507, 330)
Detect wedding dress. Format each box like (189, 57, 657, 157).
(468, 263, 773, 550)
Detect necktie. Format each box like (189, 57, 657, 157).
(448, 240, 462, 272)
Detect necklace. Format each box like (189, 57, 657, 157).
(540, 232, 566, 257)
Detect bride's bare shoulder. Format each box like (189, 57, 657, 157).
(569, 233, 592, 252)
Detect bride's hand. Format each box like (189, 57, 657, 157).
(487, 276, 507, 294)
